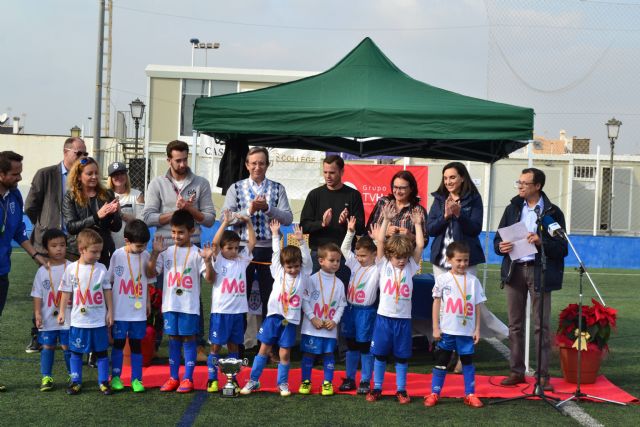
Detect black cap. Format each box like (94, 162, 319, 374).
(108, 161, 127, 176)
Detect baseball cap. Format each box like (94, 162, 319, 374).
(108, 161, 127, 176)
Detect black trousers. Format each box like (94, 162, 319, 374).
(245, 246, 274, 318)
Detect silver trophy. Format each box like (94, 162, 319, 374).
(218, 357, 248, 397)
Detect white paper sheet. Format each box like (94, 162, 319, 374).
(497, 221, 538, 260)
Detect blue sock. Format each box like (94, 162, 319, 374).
(277, 362, 290, 385)
(130, 353, 143, 382)
(323, 354, 335, 383)
(360, 352, 374, 382)
(63, 350, 71, 374)
(301, 355, 314, 382)
(207, 353, 219, 381)
(168, 339, 182, 379)
(345, 350, 359, 380)
(431, 367, 447, 395)
(373, 358, 386, 390)
(250, 354, 268, 382)
(462, 363, 476, 395)
(395, 362, 408, 392)
(183, 340, 197, 381)
(40, 348, 54, 377)
(97, 356, 109, 384)
(111, 348, 123, 378)
(70, 352, 83, 384)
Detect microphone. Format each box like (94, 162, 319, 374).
(541, 215, 566, 238)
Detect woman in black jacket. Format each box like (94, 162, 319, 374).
(62, 157, 121, 267)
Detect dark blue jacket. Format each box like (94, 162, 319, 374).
(493, 192, 568, 292)
(427, 191, 485, 266)
(0, 189, 28, 275)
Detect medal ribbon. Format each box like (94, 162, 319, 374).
(75, 262, 95, 308)
(48, 261, 68, 308)
(126, 250, 143, 303)
(174, 245, 192, 286)
(393, 267, 404, 304)
(451, 272, 468, 323)
(281, 274, 298, 316)
(349, 265, 371, 303)
(318, 273, 336, 319)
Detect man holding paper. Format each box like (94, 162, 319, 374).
(493, 168, 568, 391)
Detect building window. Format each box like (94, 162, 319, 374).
(573, 165, 595, 180)
(181, 79, 209, 136)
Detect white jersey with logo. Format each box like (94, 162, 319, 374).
(376, 257, 419, 319)
(31, 263, 71, 331)
(108, 248, 150, 322)
(344, 253, 379, 307)
(59, 261, 111, 328)
(301, 271, 347, 339)
(156, 245, 206, 315)
(266, 236, 312, 324)
(210, 247, 253, 314)
(433, 271, 487, 337)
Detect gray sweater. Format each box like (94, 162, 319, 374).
(142, 169, 216, 245)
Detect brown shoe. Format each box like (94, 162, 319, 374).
(500, 373, 526, 386)
(540, 377, 554, 392)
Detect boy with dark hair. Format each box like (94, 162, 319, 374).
(108, 219, 152, 392)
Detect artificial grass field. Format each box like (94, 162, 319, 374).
(0, 249, 638, 426)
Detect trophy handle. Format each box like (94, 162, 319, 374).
(242, 358, 249, 366)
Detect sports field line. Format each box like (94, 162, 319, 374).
(177, 391, 208, 427)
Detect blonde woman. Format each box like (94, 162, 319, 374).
(62, 157, 121, 267)
(107, 162, 144, 249)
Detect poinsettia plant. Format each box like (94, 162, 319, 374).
(556, 298, 617, 352)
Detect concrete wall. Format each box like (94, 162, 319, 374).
(149, 78, 180, 142)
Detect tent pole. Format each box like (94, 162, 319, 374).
(481, 162, 495, 289)
(191, 129, 199, 172)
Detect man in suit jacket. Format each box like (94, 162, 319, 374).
(23, 136, 88, 352)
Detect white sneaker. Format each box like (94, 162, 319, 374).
(240, 380, 260, 395)
(279, 383, 291, 397)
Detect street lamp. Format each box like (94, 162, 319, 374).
(70, 125, 81, 138)
(129, 98, 145, 154)
(193, 40, 220, 67)
(605, 117, 622, 235)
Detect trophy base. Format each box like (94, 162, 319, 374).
(221, 384, 238, 398)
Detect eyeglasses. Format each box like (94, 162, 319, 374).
(515, 181, 535, 187)
(246, 161, 267, 167)
(393, 185, 409, 191)
(65, 148, 89, 157)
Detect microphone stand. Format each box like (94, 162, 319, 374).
(491, 211, 562, 413)
(556, 232, 626, 407)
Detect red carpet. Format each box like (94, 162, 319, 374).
(119, 365, 638, 403)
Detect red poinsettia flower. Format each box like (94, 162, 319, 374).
(556, 299, 616, 352)
(559, 303, 579, 321)
(592, 298, 617, 328)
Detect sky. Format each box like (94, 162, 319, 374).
(1, 0, 639, 153)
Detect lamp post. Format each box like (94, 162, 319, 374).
(70, 126, 81, 138)
(129, 98, 145, 155)
(605, 117, 622, 235)
(193, 41, 220, 67)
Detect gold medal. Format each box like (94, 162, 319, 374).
(282, 319, 288, 326)
(176, 289, 183, 296)
(80, 307, 87, 315)
(451, 272, 469, 327)
(462, 319, 467, 326)
(134, 301, 142, 310)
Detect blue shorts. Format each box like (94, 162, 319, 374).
(370, 315, 412, 359)
(163, 311, 199, 336)
(257, 315, 297, 348)
(38, 329, 70, 347)
(437, 333, 475, 355)
(300, 335, 337, 355)
(209, 313, 245, 345)
(68, 326, 109, 353)
(341, 305, 377, 343)
(112, 320, 147, 340)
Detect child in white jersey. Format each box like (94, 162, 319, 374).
(148, 209, 215, 393)
(241, 220, 311, 397)
(338, 216, 379, 395)
(367, 202, 425, 404)
(299, 242, 347, 396)
(108, 219, 152, 393)
(206, 210, 256, 393)
(58, 229, 113, 395)
(425, 241, 486, 408)
(32, 229, 71, 392)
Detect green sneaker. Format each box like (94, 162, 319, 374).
(298, 380, 312, 395)
(131, 379, 145, 393)
(65, 375, 72, 387)
(40, 376, 54, 392)
(321, 380, 334, 396)
(207, 380, 219, 393)
(111, 376, 124, 391)
(0, 384, 5, 392)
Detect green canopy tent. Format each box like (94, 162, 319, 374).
(193, 37, 533, 163)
